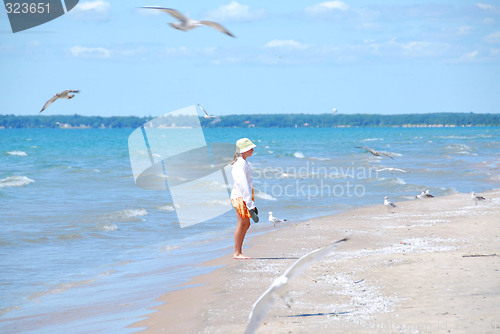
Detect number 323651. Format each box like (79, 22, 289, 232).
(5, 3, 50, 14)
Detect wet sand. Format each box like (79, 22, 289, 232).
(131, 189, 500, 333)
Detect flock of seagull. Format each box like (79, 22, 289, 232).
(358, 146, 488, 213)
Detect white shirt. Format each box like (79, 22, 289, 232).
(230, 157, 255, 210)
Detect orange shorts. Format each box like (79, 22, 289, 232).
(231, 190, 254, 218)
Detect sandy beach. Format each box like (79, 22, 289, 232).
(131, 189, 500, 334)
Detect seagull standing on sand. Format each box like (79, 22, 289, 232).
(197, 104, 220, 119)
(470, 191, 486, 205)
(141, 7, 235, 37)
(384, 196, 397, 213)
(268, 212, 286, 226)
(415, 191, 426, 199)
(40, 90, 79, 113)
(245, 238, 349, 334)
(424, 190, 434, 198)
(356, 147, 394, 160)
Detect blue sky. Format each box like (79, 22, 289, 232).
(1, 0, 499, 117)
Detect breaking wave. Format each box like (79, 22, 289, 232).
(7, 151, 27, 156)
(0, 176, 35, 188)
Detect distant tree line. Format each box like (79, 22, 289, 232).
(1, 112, 499, 129)
(200, 112, 500, 128)
(0, 114, 153, 129)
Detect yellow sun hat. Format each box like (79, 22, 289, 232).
(236, 138, 256, 153)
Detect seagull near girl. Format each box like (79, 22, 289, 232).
(268, 212, 286, 227)
(384, 196, 397, 213)
(245, 238, 349, 334)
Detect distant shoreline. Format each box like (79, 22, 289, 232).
(1, 125, 495, 129)
(1, 112, 499, 129)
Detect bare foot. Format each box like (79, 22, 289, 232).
(234, 254, 252, 259)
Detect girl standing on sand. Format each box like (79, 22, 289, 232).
(230, 138, 259, 259)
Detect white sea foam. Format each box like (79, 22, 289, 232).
(7, 151, 27, 156)
(102, 208, 149, 223)
(437, 135, 469, 139)
(94, 223, 118, 231)
(292, 151, 330, 160)
(362, 138, 384, 141)
(161, 245, 180, 252)
(255, 190, 277, 201)
(31, 146, 37, 148)
(444, 144, 476, 155)
(294, 151, 305, 159)
(491, 174, 500, 181)
(204, 199, 232, 206)
(157, 204, 175, 211)
(121, 208, 148, 217)
(382, 177, 406, 185)
(27, 279, 99, 300)
(0, 176, 35, 188)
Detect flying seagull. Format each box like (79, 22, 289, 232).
(268, 212, 286, 226)
(356, 146, 394, 160)
(197, 104, 220, 119)
(384, 196, 397, 213)
(40, 90, 80, 113)
(141, 7, 235, 37)
(372, 167, 410, 174)
(245, 238, 349, 334)
(470, 191, 486, 205)
(332, 108, 337, 115)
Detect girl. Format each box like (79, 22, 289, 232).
(230, 138, 258, 259)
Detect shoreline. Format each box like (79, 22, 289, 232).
(130, 189, 500, 333)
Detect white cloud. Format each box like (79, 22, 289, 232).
(27, 41, 41, 47)
(484, 31, 500, 44)
(490, 48, 500, 55)
(163, 46, 190, 57)
(474, 3, 500, 13)
(305, 1, 349, 15)
(458, 50, 479, 62)
(70, 1, 112, 21)
(70, 46, 111, 58)
(264, 40, 309, 50)
(205, 1, 267, 22)
(456, 26, 474, 35)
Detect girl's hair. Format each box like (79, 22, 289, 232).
(230, 152, 240, 165)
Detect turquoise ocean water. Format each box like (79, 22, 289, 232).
(1, 126, 499, 333)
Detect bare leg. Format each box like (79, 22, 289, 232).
(234, 213, 251, 259)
